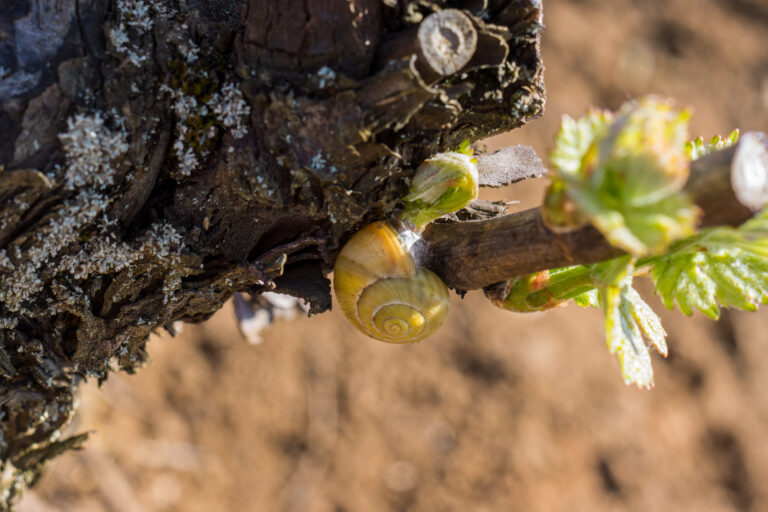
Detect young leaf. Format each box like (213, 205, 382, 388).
(647, 210, 768, 319)
(685, 129, 739, 160)
(456, 138, 474, 156)
(570, 188, 700, 256)
(574, 288, 599, 308)
(549, 109, 613, 175)
(590, 256, 665, 388)
(602, 281, 667, 389)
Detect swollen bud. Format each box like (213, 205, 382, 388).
(486, 266, 596, 313)
(544, 96, 700, 256)
(486, 271, 564, 313)
(542, 179, 588, 232)
(597, 96, 692, 204)
(400, 151, 479, 231)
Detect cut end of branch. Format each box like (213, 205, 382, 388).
(418, 9, 478, 77)
(731, 131, 768, 212)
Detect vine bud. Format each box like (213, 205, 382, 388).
(598, 96, 691, 204)
(399, 150, 479, 231)
(486, 266, 598, 313)
(542, 179, 588, 232)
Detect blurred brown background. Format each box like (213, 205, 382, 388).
(20, 1, 768, 511)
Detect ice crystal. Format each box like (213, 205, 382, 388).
(109, 27, 130, 53)
(58, 114, 128, 190)
(311, 152, 326, 170)
(117, 0, 153, 31)
(0, 191, 109, 312)
(209, 83, 250, 139)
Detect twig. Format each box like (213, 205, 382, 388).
(424, 132, 768, 290)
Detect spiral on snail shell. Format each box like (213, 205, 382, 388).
(334, 221, 450, 343)
(333, 146, 478, 343)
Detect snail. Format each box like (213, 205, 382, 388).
(333, 146, 479, 343)
(334, 220, 450, 343)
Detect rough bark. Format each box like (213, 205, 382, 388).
(0, 0, 544, 505)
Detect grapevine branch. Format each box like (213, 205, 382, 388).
(0, 0, 545, 502)
(425, 131, 768, 290)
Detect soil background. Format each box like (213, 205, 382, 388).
(19, 1, 768, 511)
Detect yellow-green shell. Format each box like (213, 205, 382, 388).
(333, 222, 450, 343)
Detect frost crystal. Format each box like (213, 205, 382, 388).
(209, 83, 250, 139)
(0, 251, 11, 271)
(311, 152, 326, 170)
(168, 91, 203, 175)
(173, 137, 198, 176)
(54, 222, 185, 288)
(59, 114, 128, 190)
(57, 234, 137, 281)
(0, 317, 18, 330)
(118, 0, 153, 31)
(0, 191, 109, 313)
(110, 0, 156, 66)
(148, 223, 186, 303)
(109, 27, 130, 54)
(166, 82, 251, 177)
(316, 66, 336, 88)
(127, 51, 149, 67)
(173, 94, 199, 117)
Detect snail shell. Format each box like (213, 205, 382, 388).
(333, 221, 450, 343)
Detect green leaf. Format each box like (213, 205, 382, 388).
(602, 281, 667, 389)
(647, 210, 768, 319)
(545, 97, 699, 256)
(549, 109, 613, 175)
(685, 129, 739, 160)
(589, 254, 635, 287)
(591, 257, 665, 388)
(574, 288, 599, 308)
(456, 138, 473, 156)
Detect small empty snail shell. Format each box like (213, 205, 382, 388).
(334, 221, 450, 343)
